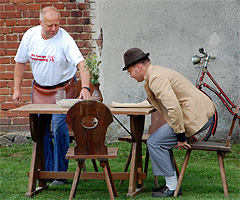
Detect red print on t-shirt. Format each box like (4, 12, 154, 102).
(30, 54, 55, 62)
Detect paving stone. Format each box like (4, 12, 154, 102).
(0, 136, 14, 147)
(14, 135, 29, 144)
(4, 133, 16, 142)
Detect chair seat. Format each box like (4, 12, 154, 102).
(188, 141, 231, 152)
(118, 134, 150, 142)
(66, 147, 118, 160)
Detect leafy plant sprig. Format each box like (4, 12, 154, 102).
(84, 53, 101, 84)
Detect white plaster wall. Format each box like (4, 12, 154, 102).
(92, 0, 239, 142)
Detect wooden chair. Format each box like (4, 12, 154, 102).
(118, 111, 169, 186)
(65, 100, 118, 200)
(174, 97, 240, 198)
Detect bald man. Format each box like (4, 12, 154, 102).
(13, 7, 91, 186)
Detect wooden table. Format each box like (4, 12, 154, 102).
(11, 104, 155, 198)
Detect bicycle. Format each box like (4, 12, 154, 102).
(191, 47, 240, 141)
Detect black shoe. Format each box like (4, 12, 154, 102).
(152, 184, 166, 192)
(151, 186, 182, 197)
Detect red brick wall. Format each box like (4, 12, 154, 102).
(0, 0, 97, 132)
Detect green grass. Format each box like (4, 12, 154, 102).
(0, 141, 239, 200)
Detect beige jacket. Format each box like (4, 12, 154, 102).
(144, 65, 216, 137)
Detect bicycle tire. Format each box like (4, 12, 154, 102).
(194, 110, 218, 141)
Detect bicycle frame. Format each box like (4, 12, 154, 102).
(195, 57, 240, 120)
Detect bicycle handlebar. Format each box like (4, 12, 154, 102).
(192, 47, 216, 65)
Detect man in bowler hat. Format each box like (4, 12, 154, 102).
(123, 48, 216, 197)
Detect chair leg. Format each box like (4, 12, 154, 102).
(174, 149, 192, 197)
(217, 151, 229, 198)
(106, 160, 118, 197)
(92, 159, 99, 172)
(173, 155, 180, 178)
(100, 160, 117, 200)
(119, 144, 133, 185)
(69, 161, 84, 200)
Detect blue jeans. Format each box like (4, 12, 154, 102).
(43, 114, 69, 172)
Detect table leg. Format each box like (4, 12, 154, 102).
(25, 114, 49, 197)
(127, 115, 146, 197)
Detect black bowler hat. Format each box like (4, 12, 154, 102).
(122, 48, 150, 71)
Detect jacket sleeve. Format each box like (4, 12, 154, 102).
(149, 76, 186, 136)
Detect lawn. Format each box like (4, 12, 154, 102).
(0, 141, 239, 200)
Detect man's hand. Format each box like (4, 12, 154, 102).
(79, 89, 91, 99)
(177, 141, 191, 150)
(12, 90, 22, 107)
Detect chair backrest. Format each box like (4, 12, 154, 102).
(66, 100, 113, 155)
(225, 96, 240, 147)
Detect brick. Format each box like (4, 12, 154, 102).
(70, 33, 79, 40)
(22, 87, 32, 94)
(0, 11, 21, 19)
(79, 48, 90, 56)
(5, 50, 17, 56)
(0, 19, 4, 27)
(11, 0, 34, 3)
(59, 11, 70, 18)
(60, 18, 66, 25)
(36, 0, 57, 3)
(80, 18, 90, 25)
(8, 125, 20, 132)
(82, 25, 92, 32)
(66, 3, 78, 10)
(1, 102, 16, 110)
(1, 42, 19, 49)
(21, 95, 31, 102)
(16, 4, 28, 11)
(40, 4, 52, 9)
(0, 81, 7, 88)
(6, 65, 15, 71)
(18, 19, 30, 26)
(0, 118, 11, 125)
(0, 110, 7, 118)
(78, 3, 89, 10)
(12, 117, 29, 125)
(18, 112, 29, 117)
(71, 10, 82, 17)
(5, 19, 17, 26)
(0, 126, 9, 132)
(79, 33, 90, 40)
(20, 125, 30, 131)
(6, 34, 18, 41)
(53, 3, 65, 10)
(0, 88, 10, 95)
(29, 19, 39, 26)
(83, 10, 90, 17)
(0, 65, 5, 71)
(4, 4, 16, 11)
(23, 11, 39, 18)
(24, 72, 33, 79)
(67, 18, 80, 25)
(29, 4, 40, 10)
(0, 72, 14, 80)
(76, 41, 84, 48)
(0, 95, 6, 102)
(11, 26, 30, 34)
(0, 57, 10, 64)
(0, 27, 10, 34)
(0, 50, 6, 56)
(63, 25, 83, 33)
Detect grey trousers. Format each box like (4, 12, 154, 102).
(147, 115, 214, 177)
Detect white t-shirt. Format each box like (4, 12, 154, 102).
(15, 25, 84, 86)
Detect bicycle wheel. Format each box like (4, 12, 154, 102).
(194, 112, 218, 141)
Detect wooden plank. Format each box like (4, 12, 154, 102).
(10, 103, 155, 116)
(188, 141, 231, 152)
(37, 171, 147, 180)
